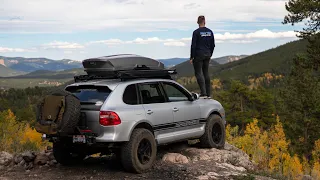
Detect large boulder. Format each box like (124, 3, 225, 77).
(162, 153, 189, 164)
(0, 151, 13, 166)
(34, 153, 49, 166)
(13, 154, 24, 165)
(22, 151, 36, 163)
(180, 143, 255, 171)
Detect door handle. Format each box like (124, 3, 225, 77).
(146, 110, 153, 115)
(173, 107, 179, 112)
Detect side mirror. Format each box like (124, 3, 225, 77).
(191, 92, 200, 101)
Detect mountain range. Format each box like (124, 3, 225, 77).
(0, 55, 248, 77)
(0, 56, 82, 77)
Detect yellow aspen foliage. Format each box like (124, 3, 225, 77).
(268, 117, 289, 173)
(21, 124, 49, 151)
(283, 154, 303, 180)
(0, 109, 49, 153)
(0, 110, 25, 152)
(302, 156, 311, 175)
(225, 124, 232, 142)
(211, 79, 222, 90)
(311, 139, 320, 180)
(312, 139, 320, 161)
(232, 119, 268, 167)
(225, 124, 240, 143)
(312, 161, 320, 180)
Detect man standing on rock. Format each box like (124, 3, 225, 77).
(190, 15, 215, 98)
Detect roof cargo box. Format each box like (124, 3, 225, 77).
(82, 54, 164, 76)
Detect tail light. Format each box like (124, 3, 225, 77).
(99, 111, 121, 126)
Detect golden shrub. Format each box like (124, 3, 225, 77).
(312, 161, 320, 180)
(0, 109, 49, 153)
(283, 154, 303, 180)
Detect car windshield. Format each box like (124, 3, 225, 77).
(65, 85, 111, 103)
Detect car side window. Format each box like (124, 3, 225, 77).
(123, 84, 138, 105)
(162, 82, 190, 102)
(138, 83, 166, 104)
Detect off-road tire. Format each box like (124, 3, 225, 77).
(120, 128, 157, 173)
(37, 89, 81, 134)
(199, 114, 225, 149)
(53, 141, 86, 166)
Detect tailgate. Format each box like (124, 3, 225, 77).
(65, 85, 111, 136)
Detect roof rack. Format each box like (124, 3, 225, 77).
(74, 65, 177, 83)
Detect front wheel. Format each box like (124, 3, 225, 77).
(199, 114, 225, 149)
(120, 129, 157, 173)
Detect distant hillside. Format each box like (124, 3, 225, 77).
(214, 55, 248, 64)
(159, 58, 189, 68)
(0, 56, 82, 73)
(173, 59, 220, 77)
(4, 68, 86, 79)
(0, 64, 26, 77)
(173, 39, 309, 80)
(211, 39, 309, 81)
(159, 55, 247, 68)
(0, 68, 86, 89)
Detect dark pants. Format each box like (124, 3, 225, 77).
(193, 56, 211, 97)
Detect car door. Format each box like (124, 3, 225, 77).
(161, 81, 201, 129)
(137, 82, 174, 134)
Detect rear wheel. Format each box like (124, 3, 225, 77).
(120, 129, 157, 173)
(53, 141, 86, 165)
(199, 114, 225, 149)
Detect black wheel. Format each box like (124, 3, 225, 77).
(53, 142, 86, 166)
(36, 89, 81, 134)
(199, 114, 225, 149)
(120, 128, 157, 173)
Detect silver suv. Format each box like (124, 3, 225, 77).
(45, 55, 226, 173)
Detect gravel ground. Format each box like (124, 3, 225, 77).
(0, 156, 196, 180)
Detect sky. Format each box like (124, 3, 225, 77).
(0, 0, 305, 61)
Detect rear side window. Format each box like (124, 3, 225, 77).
(123, 84, 138, 105)
(65, 85, 111, 103)
(138, 83, 166, 104)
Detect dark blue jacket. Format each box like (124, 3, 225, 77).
(190, 27, 215, 59)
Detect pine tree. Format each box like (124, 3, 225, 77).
(279, 54, 320, 157)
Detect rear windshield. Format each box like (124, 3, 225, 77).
(65, 85, 111, 103)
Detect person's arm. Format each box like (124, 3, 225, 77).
(190, 30, 197, 61)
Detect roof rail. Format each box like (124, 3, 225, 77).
(74, 65, 177, 83)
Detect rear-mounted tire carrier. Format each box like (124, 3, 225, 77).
(35, 89, 81, 135)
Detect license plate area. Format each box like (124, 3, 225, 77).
(73, 135, 86, 143)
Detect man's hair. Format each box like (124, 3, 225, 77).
(197, 15, 205, 25)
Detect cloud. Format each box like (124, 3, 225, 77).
(89, 39, 125, 45)
(0, 47, 35, 53)
(0, 0, 291, 33)
(228, 40, 259, 44)
(214, 29, 297, 40)
(88, 29, 297, 47)
(89, 37, 186, 46)
(42, 41, 84, 50)
(164, 42, 186, 47)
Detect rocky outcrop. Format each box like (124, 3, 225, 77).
(160, 142, 258, 180)
(0, 147, 57, 171)
(0, 152, 13, 168)
(162, 153, 189, 164)
(0, 59, 5, 67)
